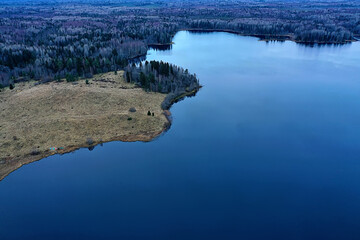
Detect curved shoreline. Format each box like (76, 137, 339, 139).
(148, 29, 357, 49)
(0, 113, 171, 182)
(0, 81, 199, 182)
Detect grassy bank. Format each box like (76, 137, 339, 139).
(0, 71, 170, 181)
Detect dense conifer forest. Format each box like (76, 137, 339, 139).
(0, 0, 359, 87)
(125, 60, 200, 109)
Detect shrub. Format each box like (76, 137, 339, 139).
(127, 117, 132, 121)
(86, 137, 94, 145)
(66, 73, 78, 82)
(147, 111, 151, 116)
(54, 75, 61, 82)
(126, 71, 131, 82)
(85, 79, 89, 84)
(31, 149, 40, 155)
(9, 84, 15, 90)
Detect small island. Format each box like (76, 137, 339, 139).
(0, 61, 200, 181)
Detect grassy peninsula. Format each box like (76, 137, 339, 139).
(0, 64, 200, 181)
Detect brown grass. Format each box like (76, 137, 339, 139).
(0, 71, 169, 181)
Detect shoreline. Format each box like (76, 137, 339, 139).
(0, 75, 200, 181)
(184, 28, 357, 44)
(148, 29, 357, 48)
(0, 121, 169, 182)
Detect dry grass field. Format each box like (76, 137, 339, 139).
(0, 71, 169, 181)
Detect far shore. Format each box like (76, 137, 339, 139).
(148, 29, 357, 48)
(183, 28, 357, 44)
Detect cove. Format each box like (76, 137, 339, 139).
(1, 31, 360, 240)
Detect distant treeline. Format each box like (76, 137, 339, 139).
(125, 60, 200, 109)
(0, 0, 359, 87)
(189, 20, 354, 44)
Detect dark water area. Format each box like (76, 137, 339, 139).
(148, 44, 173, 51)
(1, 31, 360, 240)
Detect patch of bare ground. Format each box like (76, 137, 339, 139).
(0, 71, 169, 181)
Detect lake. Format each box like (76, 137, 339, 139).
(1, 31, 360, 240)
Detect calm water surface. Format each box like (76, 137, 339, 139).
(1, 31, 360, 240)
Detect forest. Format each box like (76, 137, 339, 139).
(125, 60, 200, 109)
(0, 0, 359, 87)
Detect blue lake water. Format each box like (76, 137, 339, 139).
(1, 31, 360, 239)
